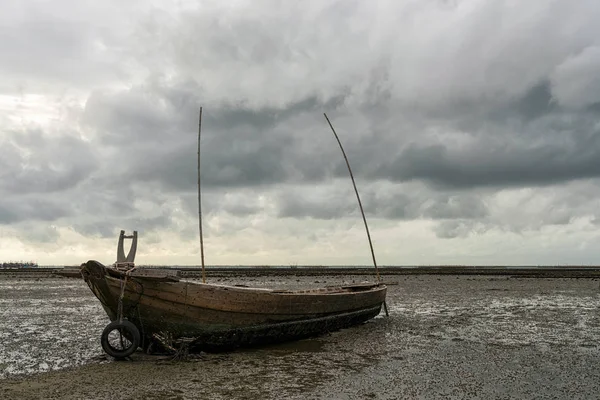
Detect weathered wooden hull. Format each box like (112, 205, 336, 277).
(81, 260, 387, 351)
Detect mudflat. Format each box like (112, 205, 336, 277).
(1, 274, 599, 399)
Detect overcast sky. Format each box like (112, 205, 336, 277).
(2, 0, 600, 266)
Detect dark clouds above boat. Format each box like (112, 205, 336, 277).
(77, 79, 600, 193)
(375, 109, 600, 189)
(2, 0, 600, 265)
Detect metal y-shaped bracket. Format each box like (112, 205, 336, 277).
(116, 230, 138, 264)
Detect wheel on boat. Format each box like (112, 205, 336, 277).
(100, 320, 141, 359)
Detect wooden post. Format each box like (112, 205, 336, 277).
(198, 107, 206, 284)
(324, 113, 388, 316)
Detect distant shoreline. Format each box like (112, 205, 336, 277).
(2, 265, 600, 279)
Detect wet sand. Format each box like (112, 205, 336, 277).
(1, 275, 599, 399)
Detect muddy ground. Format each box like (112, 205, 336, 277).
(1, 275, 599, 399)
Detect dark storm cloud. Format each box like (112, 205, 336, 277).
(0, 129, 97, 195)
(82, 79, 204, 146)
(375, 109, 600, 189)
(112, 126, 292, 191)
(82, 81, 348, 192)
(495, 81, 558, 122)
(82, 71, 358, 191)
(0, 198, 70, 224)
(207, 96, 345, 131)
(80, 73, 600, 202)
(71, 0, 600, 197)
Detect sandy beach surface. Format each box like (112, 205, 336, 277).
(1, 274, 599, 399)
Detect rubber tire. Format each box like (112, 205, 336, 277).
(100, 320, 141, 359)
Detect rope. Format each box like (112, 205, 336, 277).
(117, 275, 128, 323)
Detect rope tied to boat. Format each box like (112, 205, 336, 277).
(116, 266, 139, 323)
(117, 275, 128, 323)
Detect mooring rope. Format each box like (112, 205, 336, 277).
(117, 275, 128, 323)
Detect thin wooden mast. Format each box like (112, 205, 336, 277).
(198, 107, 206, 283)
(324, 113, 388, 316)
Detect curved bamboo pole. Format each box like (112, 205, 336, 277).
(324, 113, 389, 316)
(198, 107, 206, 283)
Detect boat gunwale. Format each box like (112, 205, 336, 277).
(104, 267, 386, 296)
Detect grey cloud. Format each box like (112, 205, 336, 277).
(490, 81, 557, 123)
(82, 79, 204, 146)
(386, 1, 600, 106)
(364, 191, 413, 220)
(276, 184, 489, 222)
(179, 192, 262, 221)
(71, 208, 174, 239)
(0, 197, 70, 224)
(216, 194, 264, 217)
(434, 221, 468, 239)
(0, 206, 17, 224)
(121, 131, 291, 191)
(71, 221, 118, 239)
(278, 191, 356, 220)
(83, 82, 347, 192)
(550, 46, 600, 109)
(73, 185, 138, 219)
(496, 183, 600, 233)
(208, 95, 346, 131)
(0, 1, 149, 92)
(433, 220, 488, 239)
(221, 202, 261, 218)
(82, 81, 334, 148)
(373, 110, 600, 189)
(15, 224, 60, 244)
(0, 129, 98, 195)
(422, 195, 488, 220)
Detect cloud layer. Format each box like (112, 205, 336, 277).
(2, 0, 600, 266)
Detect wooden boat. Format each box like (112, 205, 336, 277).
(81, 234, 386, 356)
